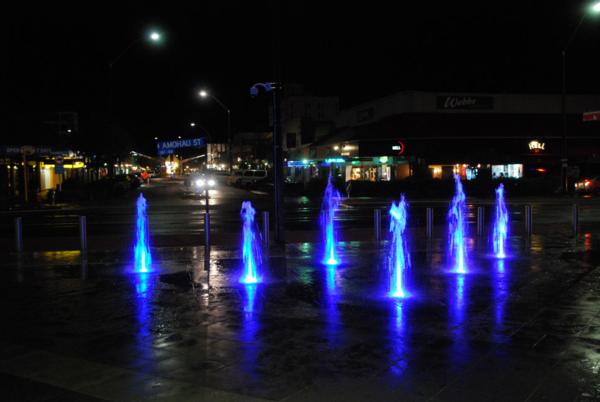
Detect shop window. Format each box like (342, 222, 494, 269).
(492, 164, 523, 179)
(429, 165, 443, 179)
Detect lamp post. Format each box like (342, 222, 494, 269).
(560, 2, 600, 193)
(107, 29, 164, 173)
(250, 82, 284, 245)
(198, 90, 232, 174)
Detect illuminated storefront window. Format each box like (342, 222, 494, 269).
(492, 164, 523, 179)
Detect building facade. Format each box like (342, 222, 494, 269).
(286, 91, 600, 184)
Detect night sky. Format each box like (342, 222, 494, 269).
(6, 1, 600, 155)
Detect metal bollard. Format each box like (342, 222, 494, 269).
(426, 207, 433, 238)
(204, 212, 210, 272)
(477, 206, 485, 236)
(524, 205, 532, 236)
(15, 217, 23, 252)
(262, 211, 270, 248)
(374, 209, 381, 242)
(79, 216, 87, 252)
(572, 204, 579, 236)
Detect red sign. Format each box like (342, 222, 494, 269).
(583, 111, 600, 122)
(392, 141, 405, 155)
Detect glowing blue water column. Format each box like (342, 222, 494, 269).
(493, 183, 509, 259)
(134, 193, 152, 273)
(388, 196, 410, 298)
(321, 174, 341, 265)
(240, 201, 262, 284)
(448, 174, 468, 273)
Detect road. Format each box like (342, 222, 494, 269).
(1, 178, 600, 242)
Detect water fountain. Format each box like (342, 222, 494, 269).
(321, 173, 341, 265)
(240, 201, 261, 284)
(388, 196, 410, 298)
(134, 193, 152, 273)
(493, 183, 509, 258)
(448, 174, 468, 273)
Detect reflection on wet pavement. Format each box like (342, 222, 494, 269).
(1, 231, 600, 401)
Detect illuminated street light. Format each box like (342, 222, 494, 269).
(197, 89, 232, 174)
(190, 122, 196, 127)
(148, 31, 162, 42)
(560, 2, 600, 193)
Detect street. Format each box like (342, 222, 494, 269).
(2, 178, 600, 251)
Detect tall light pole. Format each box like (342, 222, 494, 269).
(560, 2, 600, 193)
(198, 90, 232, 174)
(107, 29, 164, 172)
(250, 82, 284, 245)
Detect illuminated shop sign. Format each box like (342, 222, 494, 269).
(324, 158, 345, 164)
(528, 140, 545, 153)
(391, 141, 405, 155)
(436, 96, 494, 110)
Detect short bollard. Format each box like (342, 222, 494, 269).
(572, 204, 579, 236)
(79, 216, 87, 252)
(374, 209, 381, 242)
(426, 207, 434, 238)
(15, 217, 23, 252)
(477, 206, 485, 236)
(524, 205, 532, 236)
(204, 212, 210, 272)
(262, 211, 270, 248)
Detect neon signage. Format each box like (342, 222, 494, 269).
(528, 140, 545, 153)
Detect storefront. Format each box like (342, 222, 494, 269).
(0, 146, 88, 204)
(286, 155, 410, 182)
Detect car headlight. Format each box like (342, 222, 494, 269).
(195, 179, 205, 187)
(208, 179, 216, 187)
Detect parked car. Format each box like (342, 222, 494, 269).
(230, 169, 268, 187)
(575, 177, 600, 194)
(228, 170, 243, 185)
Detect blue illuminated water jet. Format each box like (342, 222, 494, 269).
(240, 201, 261, 284)
(320, 173, 341, 265)
(388, 196, 410, 298)
(493, 183, 509, 259)
(134, 193, 152, 272)
(448, 174, 468, 273)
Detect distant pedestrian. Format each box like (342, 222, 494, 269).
(345, 180, 352, 199)
(141, 170, 149, 184)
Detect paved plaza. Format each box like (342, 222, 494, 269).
(1, 227, 600, 401)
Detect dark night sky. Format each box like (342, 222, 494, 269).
(6, 1, 600, 155)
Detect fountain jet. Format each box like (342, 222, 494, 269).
(448, 174, 468, 273)
(240, 201, 261, 284)
(321, 174, 341, 265)
(493, 183, 509, 259)
(388, 195, 410, 298)
(134, 193, 152, 273)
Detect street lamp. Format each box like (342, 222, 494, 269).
(148, 31, 162, 43)
(250, 82, 284, 244)
(560, 2, 600, 193)
(190, 122, 196, 127)
(107, 27, 165, 174)
(197, 89, 232, 174)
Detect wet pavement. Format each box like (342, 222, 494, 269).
(1, 230, 600, 401)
